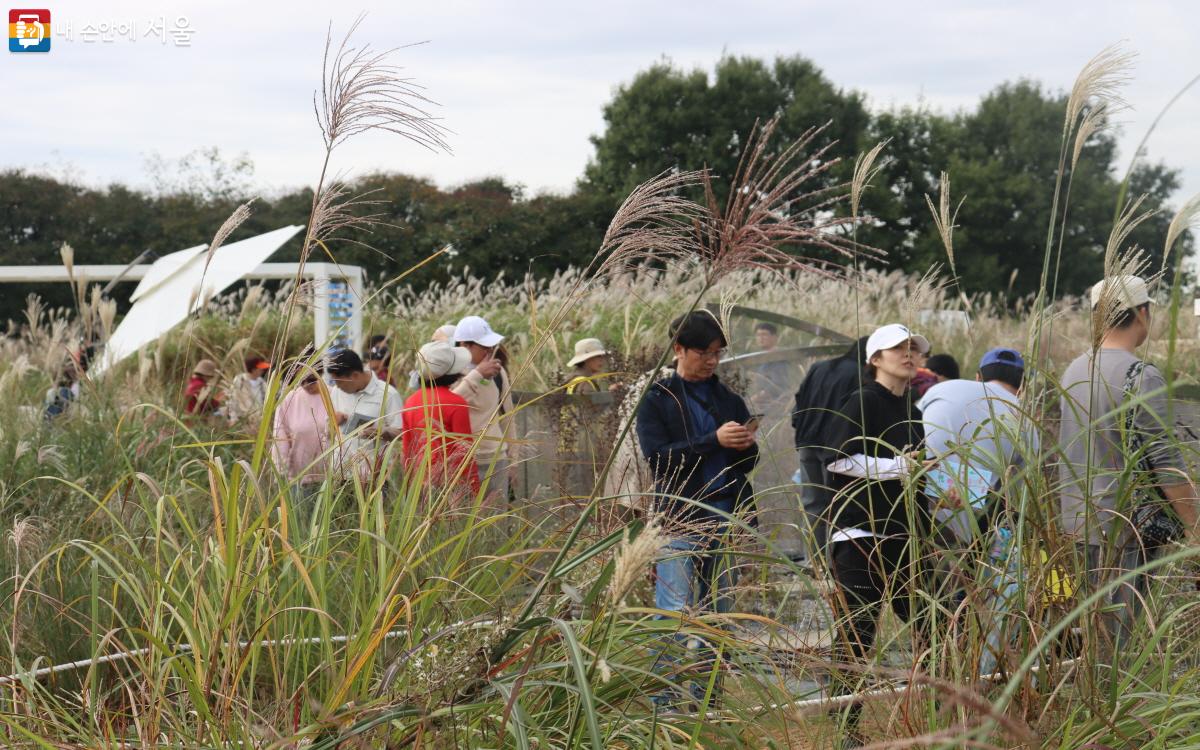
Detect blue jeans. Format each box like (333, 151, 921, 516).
(652, 526, 734, 707)
(655, 529, 735, 614)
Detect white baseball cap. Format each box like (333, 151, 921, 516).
(416, 341, 472, 380)
(1090, 274, 1151, 310)
(865, 324, 931, 364)
(567, 338, 609, 367)
(453, 316, 505, 348)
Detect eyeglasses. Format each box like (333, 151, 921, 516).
(687, 347, 726, 362)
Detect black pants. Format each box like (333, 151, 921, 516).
(828, 534, 935, 735)
(830, 533, 935, 661)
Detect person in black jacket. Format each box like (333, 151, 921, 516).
(823, 323, 933, 748)
(637, 310, 759, 615)
(791, 336, 869, 561)
(636, 310, 759, 709)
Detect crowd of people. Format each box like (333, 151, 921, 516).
(633, 275, 1198, 743)
(161, 316, 620, 517)
(37, 271, 1195, 737)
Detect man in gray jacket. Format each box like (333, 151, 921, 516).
(1059, 274, 1198, 643)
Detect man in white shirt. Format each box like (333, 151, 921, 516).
(918, 348, 1032, 542)
(918, 347, 1034, 675)
(326, 349, 404, 478)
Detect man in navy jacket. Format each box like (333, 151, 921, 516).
(636, 310, 759, 617)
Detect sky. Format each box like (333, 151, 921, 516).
(4, 0, 1199, 209)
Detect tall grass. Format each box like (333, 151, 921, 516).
(2, 39, 1200, 750)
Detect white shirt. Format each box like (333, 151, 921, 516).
(917, 379, 1035, 541)
(330, 371, 403, 474)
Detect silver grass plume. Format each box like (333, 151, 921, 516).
(925, 171, 964, 279)
(608, 517, 667, 608)
(1102, 193, 1158, 274)
(1065, 44, 1135, 134)
(315, 14, 450, 154)
(1164, 192, 1200, 262)
(850, 139, 890, 220)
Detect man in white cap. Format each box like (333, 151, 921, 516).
(452, 315, 516, 506)
(1060, 274, 1199, 645)
(565, 338, 612, 395)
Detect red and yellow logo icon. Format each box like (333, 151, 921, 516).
(9, 9, 51, 52)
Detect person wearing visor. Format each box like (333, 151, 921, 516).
(452, 315, 517, 506)
(823, 323, 933, 747)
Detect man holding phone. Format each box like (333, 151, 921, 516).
(636, 310, 759, 708)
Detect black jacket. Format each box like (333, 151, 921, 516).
(792, 338, 868, 457)
(636, 372, 759, 525)
(825, 380, 929, 536)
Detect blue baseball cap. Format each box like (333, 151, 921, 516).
(979, 347, 1024, 370)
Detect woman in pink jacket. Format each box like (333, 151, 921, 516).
(272, 367, 334, 507)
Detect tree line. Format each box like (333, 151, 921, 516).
(0, 54, 1188, 324)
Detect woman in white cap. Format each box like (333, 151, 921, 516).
(452, 315, 516, 505)
(564, 338, 611, 395)
(401, 341, 479, 499)
(821, 323, 933, 746)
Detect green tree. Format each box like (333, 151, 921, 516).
(863, 81, 1187, 298)
(582, 55, 869, 206)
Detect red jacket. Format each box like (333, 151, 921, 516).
(401, 385, 479, 491)
(184, 375, 220, 414)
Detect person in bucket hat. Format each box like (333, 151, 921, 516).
(565, 338, 612, 395)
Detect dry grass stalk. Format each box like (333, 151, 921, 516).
(1102, 193, 1158, 273)
(1092, 250, 1157, 345)
(851, 139, 890, 219)
(1071, 103, 1107, 170)
(202, 200, 255, 275)
(607, 517, 667, 608)
(1164, 192, 1200, 259)
(592, 169, 711, 278)
(924, 171, 963, 278)
(1065, 44, 1135, 133)
(595, 118, 877, 287)
(307, 181, 392, 257)
(700, 118, 871, 283)
(315, 14, 450, 154)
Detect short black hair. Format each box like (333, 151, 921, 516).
(670, 310, 728, 350)
(754, 321, 778, 335)
(1105, 302, 1150, 330)
(368, 334, 387, 348)
(326, 349, 364, 376)
(926, 353, 960, 380)
(423, 373, 461, 389)
(979, 363, 1024, 390)
(244, 355, 265, 373)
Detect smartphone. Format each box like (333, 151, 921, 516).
(743, 414, 764, 430)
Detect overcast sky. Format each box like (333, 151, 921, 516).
(5, 0, 1199, 210)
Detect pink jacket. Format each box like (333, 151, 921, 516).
(272, 386, 333, 484)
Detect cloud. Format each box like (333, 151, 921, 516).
(3, 0, 1198, 208)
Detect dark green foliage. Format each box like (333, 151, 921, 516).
(0, 64, 1190, 326)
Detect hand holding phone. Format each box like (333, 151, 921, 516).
(743, 414, 764, 431)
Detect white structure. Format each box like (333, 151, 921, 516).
(0, 226, 365, 374)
